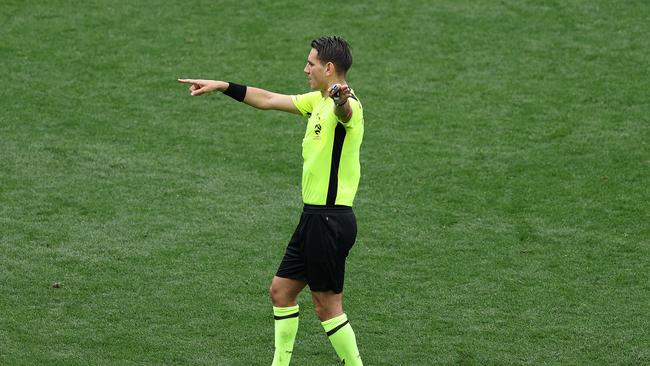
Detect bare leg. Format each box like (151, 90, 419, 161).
(312, 290, 363, 365)
(269, 276, 307, 307)
(270, 276, 306, 366)
(311, 290, 344, 321)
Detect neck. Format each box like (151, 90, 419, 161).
(320, 76, 347, 97)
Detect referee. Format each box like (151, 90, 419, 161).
(178, 36, 364, 366)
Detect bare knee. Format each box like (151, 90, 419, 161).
(269, 285, 288, 306)
(269, 277, 305, 307)
(268, 285, 275, 302)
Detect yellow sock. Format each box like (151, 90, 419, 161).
(272, 305, 299, 366)
(321, 313, 363, 366)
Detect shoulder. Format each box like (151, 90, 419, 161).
(343, 90, 363, 127)
(348, 90, 363, 114)
(348, 89, 362, 107)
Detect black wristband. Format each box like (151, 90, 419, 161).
(335, 99, 348, 107)
(223, 82, 247, 102)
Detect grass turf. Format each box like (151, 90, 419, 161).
(1, 0, 649, 364)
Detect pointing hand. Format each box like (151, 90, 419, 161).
(177, 79, 226, 96)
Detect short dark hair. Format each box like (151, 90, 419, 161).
(311, 36, 353, 75)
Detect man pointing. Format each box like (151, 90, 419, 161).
(179, 35, 364, 366)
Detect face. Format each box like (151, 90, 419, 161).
(304, 48, 328, 91)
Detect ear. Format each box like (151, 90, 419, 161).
(325, 62, 336, 76)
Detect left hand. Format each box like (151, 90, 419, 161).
(328, 84, 351, 106)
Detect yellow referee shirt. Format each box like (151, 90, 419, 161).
(291, 90, 364, 207)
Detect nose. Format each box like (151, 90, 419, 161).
(304, 63, 309, 74)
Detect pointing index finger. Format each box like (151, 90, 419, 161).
(177, 79, 196, 84)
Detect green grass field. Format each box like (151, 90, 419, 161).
(2, 1, 649, 365)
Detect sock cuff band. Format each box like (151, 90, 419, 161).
(273, 305, 299, 320)
(321, 313, 349, 333)
(326, 320, 349, 337)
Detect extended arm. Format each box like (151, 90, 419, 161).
(177, 79, 300, 115)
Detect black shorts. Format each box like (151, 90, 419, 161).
(276, 204, 357, 294)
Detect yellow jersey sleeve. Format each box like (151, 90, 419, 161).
(291, 91, 322, 117)
(341, 97, 363, 129)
